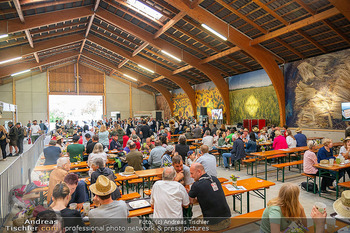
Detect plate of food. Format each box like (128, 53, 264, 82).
(320, 160, 330, 167)
(128, 199, 151, 210)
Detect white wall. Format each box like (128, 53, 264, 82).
(1, 73, 155, 126)
(104, 76, 155, 119)
(290, 128, 344, 143)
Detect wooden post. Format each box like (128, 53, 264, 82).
(12, 77, 16, 122)
(76, 62, 80, 95)
(47, 70, 50, 121)
(103, 72, 107, 117)
(129, 82, 132, 118)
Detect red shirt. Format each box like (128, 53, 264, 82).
(78, 136, 83, 144)
(136, 141, 141, 150)
(123, 135, 129, 148)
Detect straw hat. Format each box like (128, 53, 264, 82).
(295, 128, 302, 133)
(243, 128, 249, 132)
(186, 128, 191, 132)
(334, 190, 350, 218)
(253, 127, 259, 133)
(123, 166, 135, 175)
(343, 137, 350, 142)
(89, 175, 117, 196)
(165, 145, 174, 153)
(56, 135, 63, 140)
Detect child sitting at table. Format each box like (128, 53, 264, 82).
(186, 150, 195, 166)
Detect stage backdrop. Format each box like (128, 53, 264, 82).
(229, 69, 280, 125)
(285, 48, 350, 129)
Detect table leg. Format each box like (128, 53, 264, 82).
(336, 171, 339, 199)
(247, 191, 250, 213)
(264, 188, 266, 208)
(265, 157, 267, 180)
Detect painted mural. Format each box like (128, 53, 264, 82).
(285, 48, 350, 129)
(155, 95, 171, 119)
(229, 69, 280, 125)
(171, 82, 225, 120)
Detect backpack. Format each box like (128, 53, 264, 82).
(301, 181, 318, 193)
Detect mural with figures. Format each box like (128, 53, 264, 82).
(173, 89, 194, 118)
(285, 48, 350, 129)
(229, 69, 280, 125)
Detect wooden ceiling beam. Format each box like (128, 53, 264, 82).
(328, 0, 350, 21)
(0, 33, 84, 63)
(251, 7, 340, 45)
(33, 52, 40, 63)
(0, 51, 79, 78)
(163, 0, 285, 125)
(87, 34, 197, 116)
(118, 59, 129, 68)
(154, 11, 186, 39)
(323, 19, 350, 44)
(152, 75, 165, 82)
(296, 29, 327, 53)
(94, 0, 101, 12)
(173, 65, 192, 75)
(132, 41, 149, 57)
(96, 7, 227, 121)
(13, 0, 25, 23)
(0, 6, 93, 34)
(82, 51, 173, 114)
(24, 30, 34, 48)
(85, 14, 95, 38)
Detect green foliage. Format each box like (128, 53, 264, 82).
(229, 85, 280, 125)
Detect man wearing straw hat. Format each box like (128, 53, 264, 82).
(334, 190, 350, 219)
(294, 128, 307, 147)
(89, 175, 128, 233)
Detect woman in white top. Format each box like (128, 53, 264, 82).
(98, 125, 110, 147)
(286, 129, 297, 148)
(259, 130, 268, 142)
(339, 137, 350, 159)
(88, 143, 107, 176)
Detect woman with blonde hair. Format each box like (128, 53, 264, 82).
(272, 130, 288, 150)
(88, 143, 107, 176)
(98, 124, 109, 147)
(286, 129, 297, 148)
(0, 125, 8, 160)
(260, 183, 307, 233)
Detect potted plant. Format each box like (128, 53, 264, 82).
(230, 174, 239, 187)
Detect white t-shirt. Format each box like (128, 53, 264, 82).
(286, 136, 297, 148)
(339, 146, 349, 157)
(202, 135, 214, 150)
(30, 125, 41, 135)
(150, 180, 190, 220)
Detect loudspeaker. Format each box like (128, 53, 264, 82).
(156, 111, 162, 121)
(200, 107, 207, 116)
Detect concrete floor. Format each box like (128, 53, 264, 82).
(0, 137, 32, 172)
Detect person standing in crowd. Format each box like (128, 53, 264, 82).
(0, 125, 8, 160)
(188, 163, 231, 231)
(98, 125, 109, 148)
(29, 120, 41, 143)
(27, 120, 31, 136)
(86, 135, 99, 155)
(140, 121, 151, 143)
(8, 122, 19, 156)
(150, 167, 190, 233)
(39, 120, 46, 132)
(294, 128, 307, 147)
(89, 175, 129, 233)
(16, 123, 24, 154)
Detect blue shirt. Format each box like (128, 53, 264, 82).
(294, 133, 307, 147)
(245, 140, 257, 153)
(317, 146, 335, 163)
(110, 139, 122, 150)
(43, 146, 61, 165)
(68, 181, 89, 205)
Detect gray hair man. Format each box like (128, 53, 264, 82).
(47, 157, 71, 204)
(150, 167, 190, 232)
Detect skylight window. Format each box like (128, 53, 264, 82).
(126, 0, 163, 21)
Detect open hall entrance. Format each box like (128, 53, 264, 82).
(49, 95, 103, 126)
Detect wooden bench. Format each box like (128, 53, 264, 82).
(272, 160, 303, 182)
(119, 192, 141, 201)
(69, 168, 90, 173)
(243, 158, 258, 175)
(338, 181, 350, 190)
(190, 208, 264, 233)
(143, 190, 151, 196)
(301, 173, 317, 194)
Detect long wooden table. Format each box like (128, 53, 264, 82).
(222, 177, 275, 213)
(314, 162, 350, 200)
(135, 168, 164, 196)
